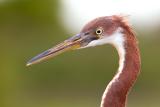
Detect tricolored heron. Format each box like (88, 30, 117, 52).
(27, 15, 141, 107)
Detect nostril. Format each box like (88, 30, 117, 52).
(84, 32, 90, 35)
(68, 34, 81, 41)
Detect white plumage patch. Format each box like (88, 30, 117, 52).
(99, 28, 126, 107)
(80, 28, 126, 107)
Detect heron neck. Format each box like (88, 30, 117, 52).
(101, 33, 141, 107)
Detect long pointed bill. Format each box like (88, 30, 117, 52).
(26, 34, 83, 66)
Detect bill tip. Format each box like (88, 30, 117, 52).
(26, 62, 32, 67)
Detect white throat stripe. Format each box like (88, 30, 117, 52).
(87, 28, 126, 107)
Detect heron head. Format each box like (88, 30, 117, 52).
(27, 15, 127, 66)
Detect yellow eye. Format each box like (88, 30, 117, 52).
(96, 28, 103, 35)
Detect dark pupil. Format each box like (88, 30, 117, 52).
(97, 30, 101, 34)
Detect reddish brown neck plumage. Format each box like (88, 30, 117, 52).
(101, 26, 141, 107)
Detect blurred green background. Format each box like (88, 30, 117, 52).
(0, 0, 160, 107)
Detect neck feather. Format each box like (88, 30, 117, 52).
(100, 28, 141, 107)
